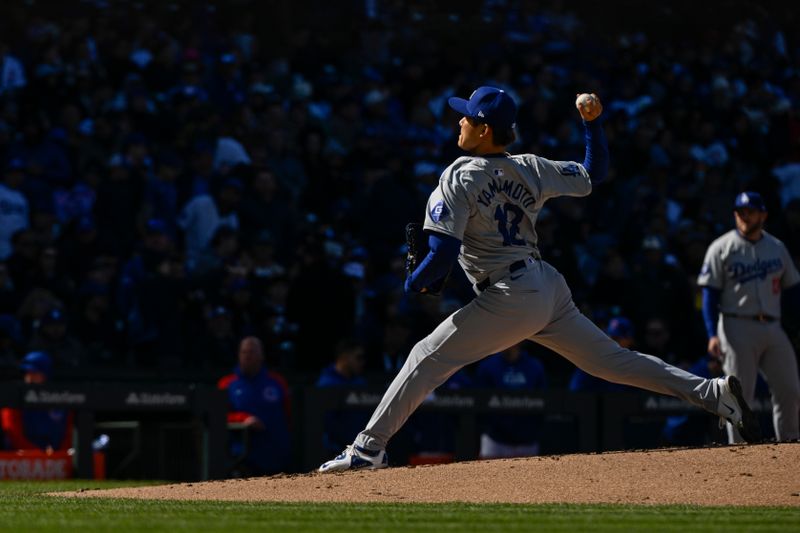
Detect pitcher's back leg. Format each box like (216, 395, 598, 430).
(531, 299, 719, 412)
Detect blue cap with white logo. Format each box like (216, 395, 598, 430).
(20, 351, 53, 376)
(734, 191, 767, 212)
(448, 86, 517, 130)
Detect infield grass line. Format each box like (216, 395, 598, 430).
(0, 481, 797, 532)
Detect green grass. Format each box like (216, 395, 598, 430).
(1, 480, 798, 532)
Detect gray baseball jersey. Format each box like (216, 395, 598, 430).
(423, 154, 590, 284)
(698, 229, 800, 441)
(351, 153, 735, 454)
(698, 229, 800, 318)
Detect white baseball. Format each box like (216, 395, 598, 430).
(577, 93, 595, 107)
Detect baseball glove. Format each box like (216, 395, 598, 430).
(405, 223, 450, 295)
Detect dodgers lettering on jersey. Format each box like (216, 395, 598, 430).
(698, 229, 800, 317)
(423, 154, 591, 283)
(728, 258, 784, 283)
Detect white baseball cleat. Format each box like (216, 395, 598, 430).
(717, 375, 762, 444)
(318, 444, 388, 473)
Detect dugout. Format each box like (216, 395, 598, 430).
(299, 387, 778, 471)
(602, 392, 776, 450)
(0, 382, 227, 481)
(300, 387, 598, 471)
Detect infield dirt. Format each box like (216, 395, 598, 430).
(60, 442, 800, 506)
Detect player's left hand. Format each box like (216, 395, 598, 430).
(707, 336, 724, 361)
(575, 93, 603, 121)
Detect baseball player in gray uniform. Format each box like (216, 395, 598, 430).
(319, 87, 760, 473)
(699, 191, 800, 443)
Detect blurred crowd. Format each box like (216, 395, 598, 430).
(1, 0, 799, 389)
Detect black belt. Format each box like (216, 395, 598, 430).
(476, 255, 534, 292)
(722, 313, 778, 323)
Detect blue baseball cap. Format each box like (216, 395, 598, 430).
(448, 86, 517, 130)
(20, 351, 53, 376)
(734, 191, 766, 212)
(606, 317, 634, 338)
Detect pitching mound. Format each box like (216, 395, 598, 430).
(60, 443, 800, 506)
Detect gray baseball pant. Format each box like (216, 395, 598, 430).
(719, 315, 800, 442)
(356, 259, 724, 451)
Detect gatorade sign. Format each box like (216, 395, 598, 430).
(0, 451, 73, 479)
(0, 451, 105, 480)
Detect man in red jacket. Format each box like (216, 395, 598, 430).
(1, 351, 73, 451)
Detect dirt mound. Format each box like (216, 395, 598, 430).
(61, 443, 800, 506)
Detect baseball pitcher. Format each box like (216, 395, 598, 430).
(319, 86, 761, 473)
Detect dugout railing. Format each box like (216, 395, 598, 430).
(300, 387, 598, 471)
(601, 392, 774, 450)
(300, 388, 777, 471)
(1, 384, 776, 479)
(0, 383, 228, 480)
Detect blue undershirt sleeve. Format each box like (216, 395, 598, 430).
(405, 232, 461, 292)
(701, 287, 721, 339)
(583, 119, 609, 184)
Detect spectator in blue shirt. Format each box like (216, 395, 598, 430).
(316, 338, 368, 454)
(476, 342, 547, 458)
